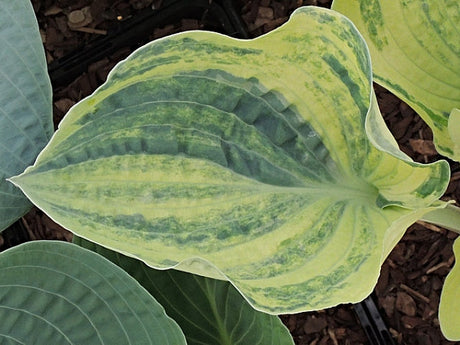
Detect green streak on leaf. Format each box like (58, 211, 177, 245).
(333, 0, 460, 161)
(359, 0, 388, 50)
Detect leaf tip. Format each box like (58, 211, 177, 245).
(5, 172, 27, 192)
(6, 175, 19, 187)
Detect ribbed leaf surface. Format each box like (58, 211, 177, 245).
(332, 0, 460, 161)
(0, 0, 54, 230)
(10, 7, 450, 313)
(439, 237, 460, 341)
(0, 241, 186, 344)
(75, 236, 294, 345)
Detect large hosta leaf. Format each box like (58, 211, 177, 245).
(0, 0, 54, 230)
(10, 7, 450, 313)
(439, 237, 460, 341)
(332, 0, 460, 161)
(0, 241, 186, 344)
(75, 236, 294, 345)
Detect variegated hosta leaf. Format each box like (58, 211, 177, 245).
(332, 0, 460, 161)
(439, 237, 460, 341)
(449, 108, 460, 157)
(0, 0, 54, 230)
(0, 241, 186, 344)
(75, 236, 294, 345)
(10, 7, 450, 313)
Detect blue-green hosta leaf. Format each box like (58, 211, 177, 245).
(75, 236, 294, 345)
(332, 0, 460, 161)
(0, 0, 54, 230)
(10, 7, 450, 313)
(439, 237, 460, 341)
(0, 241, 186, 344)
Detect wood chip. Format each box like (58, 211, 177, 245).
(68, 10, 86, 25)
(151, 0, 163, 10)
(45, 26, 62, 48)
(180, 19, 200, 31)
(309, 338, 319, 345)
(303, 315, 327, 334)
(68, 7, 93, 29)
(45, 50, 54, 64)
(153, 24, 175, 39)
(263, 17, 288, 32)
(400, 284, 430, 304)
(285, 315, 296, 332)
(426, 260, 452, 274)
(419, 238, 442, 266)
(389, 328, 403, 343)
(39, 29, 46, 44)
(248, 17, 273, 31)
(401, 315, 424, 329)
(416, 220, 443, 233)
(258, 6, 274, 19)
(54, 98, 76, 114)
(55, 16, 72, 37)
(72, 27, 107, 35)
(21, 217, 36, 241)
(396, 291, 417, 316)
(409, 139, 437, 156)
(451, 171, 460, 181)
(130, 0, 153, 10)
(422, 303, 436, 320)
(334, 327, 346, 339)
(44, 5, 63, 16)
(381, 295, 396, 317)
(327, 328, 339, 345)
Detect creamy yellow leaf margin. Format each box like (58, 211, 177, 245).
(332, 0, 460, 161)
(439, 237, 460, 341)
(10, 7, 450, 313)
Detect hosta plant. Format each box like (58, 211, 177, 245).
(0, 1, 293, 344)
(331, 0, 460, 340)
(1, 0, 459, 343)
(332, 0, 460, 161)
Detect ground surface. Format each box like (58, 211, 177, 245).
(1, 1, 459, 344)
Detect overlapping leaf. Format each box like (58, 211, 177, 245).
(10, 7, 450, 313)
(0, 0, 54, 230)
(439, 237, 460, 341)
(0, 241, 186, 344)
(332, 0, 460, 160)
(75, 236, 294, 345)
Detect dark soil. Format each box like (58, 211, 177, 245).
(1, 1, 458, 344)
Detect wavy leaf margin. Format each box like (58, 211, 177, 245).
(332, 0, 460, 160)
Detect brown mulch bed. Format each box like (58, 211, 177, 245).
(1, 1, 458, 344)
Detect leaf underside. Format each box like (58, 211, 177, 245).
(0, 241, 186, 345)
(11, 7, 449, 313)
(75, 236, 294, 345)
(0, 1, 54, 230)
(332, 0, 460, 161)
